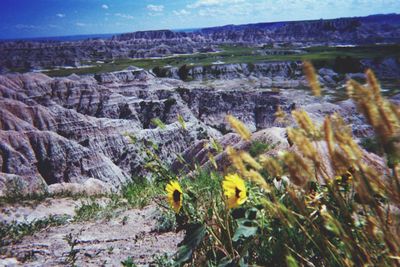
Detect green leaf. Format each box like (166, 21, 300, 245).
(177, 114, 187, 130)
(325, 219, 340, 235)
(232, 220, 258, 242)
(124, 133, 137, 144)
(174, 223, 206, 265)
(210, 137, 223, 153)
(286, 254, 299, 267)
(121, 256, 137, 267)
(151, 118, 166, 129)
(239, 257, 248, 267)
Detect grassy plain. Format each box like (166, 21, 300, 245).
(43, 44, 400, 77)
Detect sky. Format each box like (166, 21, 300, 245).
(0, 0, 399, 39)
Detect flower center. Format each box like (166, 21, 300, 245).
(235, 187, 241, 198)
(173, 190, 181, 203)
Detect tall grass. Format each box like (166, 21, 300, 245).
(151, 65, 400, 266)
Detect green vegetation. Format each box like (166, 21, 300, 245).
(121, 256, 137, 267)
(360, 136, 384, 156)
(0, 215, 70, 246)
(43, 44, 400, 77)
(152, 253, 176, 266)
(72, 179, 163, 222)
(63, 232, 80, 266)
(122, 178, 163, 208)
(249, 140, 271, 157)
(73, 196, 127, 222)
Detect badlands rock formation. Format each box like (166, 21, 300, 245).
(1, 61, 391, 197)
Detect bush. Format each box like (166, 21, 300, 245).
(249, 140, 271, 157)
(360, 136, 383, 155)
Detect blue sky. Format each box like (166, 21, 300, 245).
(0, 0, 399, 39)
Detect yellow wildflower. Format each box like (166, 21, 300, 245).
(222, 173, 248, 209)
(166, 181, 183, 213)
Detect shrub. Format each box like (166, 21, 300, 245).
(360, 136, 383, 155)
(249, 140, 271, 157)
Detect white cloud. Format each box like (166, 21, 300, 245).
(115, 13, 134, 19)
(188, 0, 245, 8)
(56, 13, 66, 18)
(147, 4, 164, 12)
(173, 9, 191, 16)
(15, 24, 41, 30)
(197, 2, 253, 17)
(101, 4, 109, 9)
(75, 22, 86, 27)
(15, 24, 61, 31)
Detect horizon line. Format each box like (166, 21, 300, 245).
(1, 12, 398, 42)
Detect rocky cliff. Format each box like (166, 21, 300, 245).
(0, 68, 300, 196)
(200, 14, 400, 43)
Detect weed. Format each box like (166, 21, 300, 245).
(122, 178, 163, 209)
(107, 246, 114, 254)
(73, 196, 123, 221)
(152, 253, 175, 266)
(63, 231, 81, 266)
(121, 215, 129, 225)
(153, 208, 176, 233)
(0, 215, 70, 247)
(73, 200, 103, 221)
(121, 256, 137, 267)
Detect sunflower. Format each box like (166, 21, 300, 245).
(222, 173, 247, 209)
(166, 181, 183, 213)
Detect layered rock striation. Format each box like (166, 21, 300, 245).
(0, 69, 291, 195)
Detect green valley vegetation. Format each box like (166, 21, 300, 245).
(42, 44, 400, 77)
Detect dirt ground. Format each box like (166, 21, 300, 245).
(0, 198, 183, 266)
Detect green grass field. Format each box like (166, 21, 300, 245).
(43, 44, 400, 77)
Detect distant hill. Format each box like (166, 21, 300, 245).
(193, 13, 400, 44)
(0, 13, 399, 70)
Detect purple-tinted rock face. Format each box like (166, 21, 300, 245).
(0, 68, 294, 196)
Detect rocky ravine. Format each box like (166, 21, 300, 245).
(1, 62, 391, 197)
